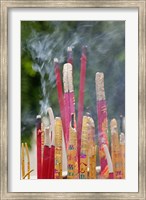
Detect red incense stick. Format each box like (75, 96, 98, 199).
(54, 58, 66, 148)
(77, 46, 87, 173)
(36, 115, 42, 179)
(42, 127, 51, 179)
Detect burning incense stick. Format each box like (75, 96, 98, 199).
(24, 143, 30, 179)
(110, 119, 122, 179)
(48, 107, 55, 179)
(67, 117, 78, 179)
(54, 58, 66, 148)
(67, 47, 76, 128)
(80, 116, 89, 179)
(36, 115, 42, 179)
(120, 132, 125, 179)
(95, 72, 109, 179)
(42, 127, 51, 179)
(103, 144, 114, 179)
(87, 117, 96, 179)
(54, 117, 63, 179)
(21, 143, 25, 178)
(67, 47, 73, 64)
(77, 46, 87, 173)
(63, 61, 76, 147)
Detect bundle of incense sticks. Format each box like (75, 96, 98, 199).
(110, 119, 122, 179)
(87, 117, 96, 179)
(95, 72, 109, 179)
(48, 107, 55, 179)
(77, 46, 87, 173)
(54, 58, 66, 148)
(80, 116, 89, 179)
(42, 127, 51, 179)
(54, 117, 63, 179)
(67, 115, 78, 179)
(120, 132, 125, 178)
(36, 115, 43, 178)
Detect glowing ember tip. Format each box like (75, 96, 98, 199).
(54, 58, 59, 63)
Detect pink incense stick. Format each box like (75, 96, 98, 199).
(42, 127, 51, 179)
(95, 72, 109, 179)
(67, 47, 76, 128)
(36, 115, 42, 179)
(77, 46, 87, 173)
(63, 64, 70, 147)
(63, 47, 76, 147)
(54, 58, 66, 148)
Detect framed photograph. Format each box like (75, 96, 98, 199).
(0, 0, 145, 199)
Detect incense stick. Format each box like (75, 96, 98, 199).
(87, 117, 96, 179)
(80, 116, 88, 179)
(77, 46, 87, 173)
(67, 46, 73, 64)
(22, 169, 34, 179)
(67, 120, 78, 179)
(36, 115, 42, 179)
(54, 117, 63, 179)
(63, 63, 70, 147)
(24, 143, 30, 179)
(120, 132, 125, 178)
(67, 47, 76, 128)
(103, 144, 114, 179)
(48, 107, 55, 179)
(95, 72, 109, 179)
(42, 127, 51, 179)
(54, 58, 66, 148)
(110, 119, 122, 179)
(21, 143, 25, 178)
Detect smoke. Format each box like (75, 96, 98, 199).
(25, 21, 125, 124)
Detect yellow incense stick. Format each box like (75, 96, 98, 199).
(67, 125, 78, 179)
(54, 117, 62, 179)
(24, 143, 30, 179)
(80, 116, 89, 179)
(120, 133, 125, 178)
(21, 143, 25, 178)
(110, 119, 122, 179)
(22, 169, 34, 179)
(87, 117, 96, 179)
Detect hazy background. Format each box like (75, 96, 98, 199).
(21, 21, 125, 148)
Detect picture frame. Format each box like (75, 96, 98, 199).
(0, 0, 145, 199)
